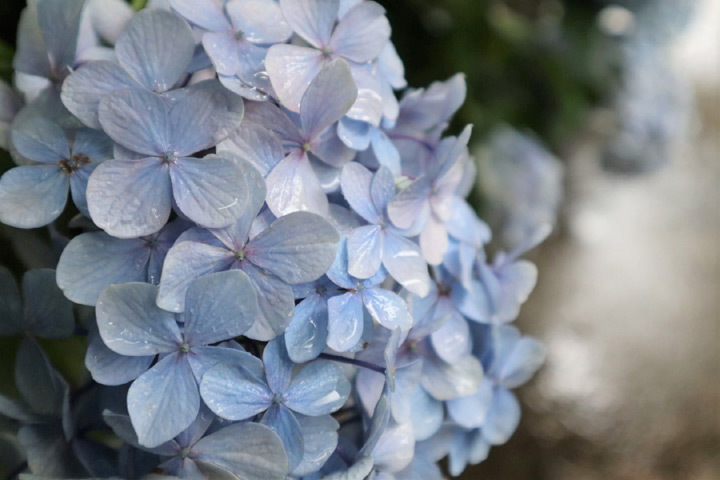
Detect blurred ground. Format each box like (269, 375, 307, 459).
(463, 2, 720, 478)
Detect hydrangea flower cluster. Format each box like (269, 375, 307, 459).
(0, 1, 547, 479)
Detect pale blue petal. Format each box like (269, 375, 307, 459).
(430, 304, 471, 364)
(200, 363, 273, 420)
(128, 353, 199, 448)
(240, 262, 295, 341)
(279, 0, 338, 47)
(263, 337, 294, 394)
(325, 237, 357, 289)
(169, 0, 229, 31)
(192, 422, 288, 480)
(283, 360, 350, 415)
(13, 4, 51, 78)
(301, 60, 357, 140)
(431, 125, 472, 181)
(420, 352, 484, 401)
(69, 162, 99, 217)
(370, 166, 395, 213)
(187, 345, 264, 380)
(156, 241, 236, 312)
(56, 232, 150, 306)
(0, 266, 22, 335)
(326, 292, 363, 352)
(265, 150, 328, 217)
(284, 294, 328, 363)
(183, 270, 258, 346)
(387, 177, 432, 229)
(226, 0, 292, 43)
(391, 361, 423, 423)
(330, 1, 390, 63)
(11, 117, 70, 162)
(495, 260, 538, 323)
(340, 162, 379, 224)
(382, 231, 430, 297)
(218, 123, 284, 177)
(265, 44, 324, 112)
(395, 456, 442, 480)
(355, 367, 383, 416)
(490, 326, 545, 389)
(358, 388, 390, 457)
(87, 157, 172, 238)
(96, 282, 182, 356)
(0, 165, 68, 228)
(291, 414, 339, 477)
(61, 60, 142, 129)
(147, 219, 192, 285)
(347, 225, 383, 279)
(337, 117, 371, 150)
(246, 211, 339, 284)
(409, 387, 443, 441)
(37, 0, 85, 70)
(244, 100, 304, 145)
(85, 328, 153, 386)
(362, 288, 412, 331)
(22, 269, 74, 339)
(261, 404, 304, 471)
(115, 9, 195, 92)
(446, 378, 493, 429)
(482, 388, 521, 445)
(371, 127, 402, 176)
(346, 63, 383, 126)
(420, 214, 448, 266)
(371, 421, 414, 473)
(448, 429, 469, 477)
(97, 88, 169, 155)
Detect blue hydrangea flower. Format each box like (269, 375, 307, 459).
(0, 118, 111, 228)
(200, 338, 350, 471)
(170, 0, 292, 100)
(86, 83, 247, 238)
(95, 270, 260, 447)
(266, 0, 390, 125)
(340, 163, 431, 296)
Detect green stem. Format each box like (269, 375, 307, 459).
(131, 0, 148, 11)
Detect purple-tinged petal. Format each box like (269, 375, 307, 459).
(292, 414, 339, 477)
(187, 345, 265, 380)
(325, 237, 356, 289)
(200, 363, 273, 420)
(0, 165, 68, 229)
(263, 337, 294, 394)
(87, 157, 172, 238)
(371, 421, 415, 474)
(370, 166, 395, 213)
(202, 31, 242, 76)
(183, 270, 258, 346)
(37, 0, 86, 71)
(85, 328, 153, 386)
(483, 388, 521, 445)
(347, 225, 383, 279)
(218, 123, 284, 177)
(61, 61, 143, 129)
(346, 63, 383, 126)
(128, 353, 199, 448)
(240, 262, 295, 341)
(279, 0, 338, 47)
(340, 162, 379, 224)
(337, 117, 372, 150)
(421, 352, 484, 401)
(420, 215, 448, 266)
(387, 177, 432, 230)
(96, 282, 182, 356)
(330, 1, 390, 63)
(226, 0, 292, 43)
(377, 42, 406, 89)
(409, 387, 443, 441)
(265, 150, 328, 217)
(446, 379, 493, 429)
(285, 294, 328, 363)
(11, 117, 70, 163)
(156, 241, 236, 313)
(115, 9, 195, 92)
(326, 292, 364, 352)
(170, 0, 230, 32)
(362, 288, 412, 331)
(283, 360, 350, 415)
(98, 89, 169, 155)
(430, 301, 471, 364)
(261, 404, 304, 470)
(265, 44, 324, 112)
(301, 59, 357, 140)
(382, 232, 431, 297)
(490, 326, 545, 389)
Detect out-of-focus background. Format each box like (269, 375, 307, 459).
(384, 0, 719, 478)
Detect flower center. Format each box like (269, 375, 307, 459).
(321, 47, 333, 58)
(58, 154, 91, 175)
(235, 30, 245, 40)
(302, 142, 312, 152)
(179, 447, 191, 458)
(235, 249, 245, 260)
(161, 152, 177, 163)
(180, 343, 191, 353)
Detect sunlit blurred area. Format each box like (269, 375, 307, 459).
(390, 0, 719, 478)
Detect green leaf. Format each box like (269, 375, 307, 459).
(0, 40, 14, 84)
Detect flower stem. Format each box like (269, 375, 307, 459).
(318, 353, 386, 375)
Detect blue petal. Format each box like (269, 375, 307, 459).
(489, 325, 545, 389)
(370, 128, 401, 176)
(200, 363, 273, 420)
(284, 294, 328, 363)
(85, 327, 153, 386)
(482, 388, 521, 445)
(192, 422, 288, 480)
(0, 165, 68, 229)
(246, 211, 339, 284)
(329, 1, 390, 63)
(420, 352, 484, 401)
(146, 219, 192, 285)
(87, 157, 172, 238)
(387, 177, 432, 230)
(240, 262, 295, 341)
(340, 162, 379, 224)
(17, 424, 83, 477)
(370, 166, 395, 213)
(56, 232, 151, 306)
(361, 287, 412, 331)
(11, 117, 70, 163)
(279, 0, 338, 47)
(408, 387, 443, 441)
(446, 378, 493, 429)
(15, 338, 68, 416)
(69, 162, 100, 217)
(225, 0, 292, 43)
(187, 345, 264, 381)
(169, 0, 230, 32)
(266, 44, 324, 112)
(337, 117, 372, 150)
(370, 421, 414, 474)
(265, 150, 328, 217)
(218, 123, 284, 177)
(292, 414, 339, 477)
(263, 337, 295, 395)
(283, 360, 350, 415)
(22, 269, 74, 339)
(347, 225, 383, 279)
(301, 60, 357, 140)
(0, 266, 22, 335)
(156, 241, 236, 313)
(382, 231, 430, 297)
(96, 282, 182, 356)
(183, 270, 258, 346)
(128, 353, 199, 448)
(430, 303, 471, 364)
(326, 292, 364, 352)
(37, 0, 85, 71)
(200, 31, 243, 76)
(262, 404, 304, 471)
(13, 3, 51, 78)
(115, 9, 195, 92)
(345, 63, 383, 126)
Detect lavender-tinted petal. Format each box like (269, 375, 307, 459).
(169, 0, 229, 31)
(218, 123, 284, 177)
(283, 360, 350, 415)
(420, 215, 448, 266)
(326, 292, 363, 352)
(200, 363, 273, 420)
(371, 421, 414, 474)
(0, 165, 68, 229)
(279, 0, 338, 47)
(430, 305, 471, 364)
(370, 166, 395, 213)
(355, 367, 384, 416)
(98, 88, 169, 155)
(128, 353, 199, 448)
(346, 63, 383, 126)
(387, 177, 432, 230)
(421, 353, 484, 401)
(265, 44, 324, 112)
(491, 327, 545, 389)
(292, 414, 339, 477)
(370, 127, 401, 176)
(285, 294, 328, 363)
(11, 117, 70, 162)
(391, 361, 423, 423)
(226, 0, 292, 43)
(183, 270, 258, 346)
(325, 237, 356, 289)
(362, 288, 412, 331)
(96, 282, 182, 356)
(85, 328, 153, 385)
(337, 117, 371, 150)
(301, 59, 357, 140)
(21, 269, 73, 339)
(115, 10, 195, 92)
(156, 241, 236, 312)
(409, 387, 443, 441)
(263, 337, 294, 394)
(37, 0, 85, 71)
(446, 379, 493, 429)
(483, 388, 521, 445)
(201, 31, 242, 77)
(340, 162, 379, 224)
(347, 225, 383, 279)
(330, 1, 390, 63)
(87, 157, 172, 238)
(187, 345, 265, 381)
(240, 262, 295, 341)
(261, 404, 304, 470)
(192, 422, 288, 480)
(382, 232, 430, 297)
(265, 150, 328, 216)
(13, 4, 51, 78)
